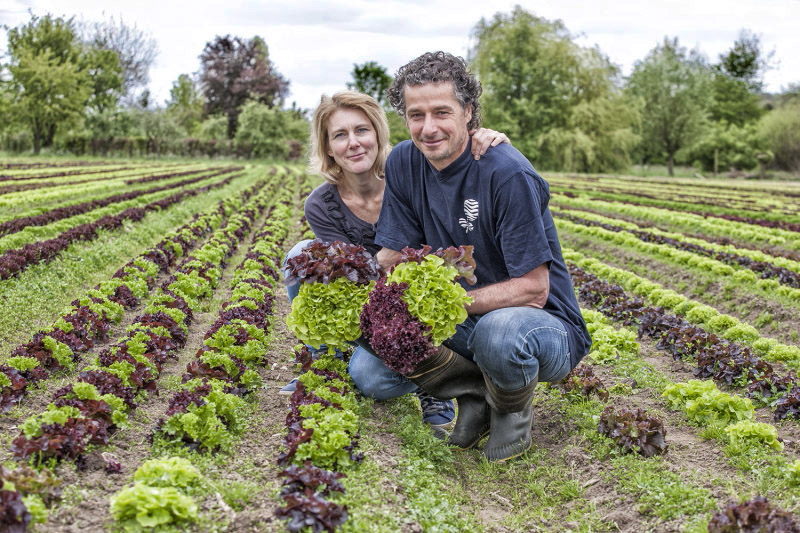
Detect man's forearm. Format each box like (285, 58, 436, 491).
(376, 247, 403, 271)
(465, 263, 550, 315)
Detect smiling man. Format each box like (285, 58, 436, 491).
(349, 51, 591, 462)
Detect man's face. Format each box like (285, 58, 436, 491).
(403, 81, 471, 171)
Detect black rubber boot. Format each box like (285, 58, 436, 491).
(483, 377, 536, 462)
(407, 346, 490, 449)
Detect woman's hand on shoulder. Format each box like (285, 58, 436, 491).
(469, 128, 511, 160)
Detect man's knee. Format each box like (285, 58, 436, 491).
(468, 308, 518, 356)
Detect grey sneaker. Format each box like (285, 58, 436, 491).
(278, 378, 299, 396)
(417, 392, 455, 439)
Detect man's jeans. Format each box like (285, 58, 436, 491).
(349, 307, 573, 397)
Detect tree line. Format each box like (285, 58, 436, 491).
(1, 8, 799, 175)
(0, 13, 306, 159)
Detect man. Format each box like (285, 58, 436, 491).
(349, 51, 591, 462)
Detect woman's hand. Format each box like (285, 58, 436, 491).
(469, 128, 511, 160)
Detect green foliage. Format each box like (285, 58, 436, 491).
(195, 114, 229, 142)
(4, 12, 124, 153)
(204, 322, 269, 359)
(167, 271, 212, 309)
(41, 335, 76, 370)
(385, 109, 411, 145)
(387, 256, 472, 345)
(287, 278, 374, 352)
(110, 485, 198, 531)
(724, 421, 783, 451)
(688, 121, 764, 173)
(787, 460, 800, 486)
(585, 322, 639, 364)
(159, 405, 233, 452)
(158, 382, 245, 452)
(347, 61, 392, 106)
(233, 100, 309, 159)
(758, 101, 800, 171)
(716, 29, 770, 92)
(471, 6, 638, 172)
(166, 74, 203, 134)
(133, 457, 202, 490)
(81, 45, 123, 113)
(626, 37, 712, 175)
(708, 75, 763, 126)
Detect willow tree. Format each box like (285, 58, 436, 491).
(470, 7, 639, 172)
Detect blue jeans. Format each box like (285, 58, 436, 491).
(349, 307, 573, 396)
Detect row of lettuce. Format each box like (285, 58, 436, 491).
(548, 174, 800, 229)
(0, 166, 242, 240)
(551, 192, 800, 253)
(0, 168, 291, 530)
(0, 167, 251, 281)
(558, 248, 798, 528)
(110, 176, 297, 530)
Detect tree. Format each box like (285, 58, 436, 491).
(82, 16, 158, 104)
(470, 7, 639, 172)
(4, 14, 91, 153)
(166, 74, 203, 134)
(626, 37, 711, 176)
(347, 61, 392, 105)
(199, 35, 289, 138)
(717, 29, 772, 92)
(709, 74, 763, 125)
(81, 46, 124, 113)
(233, 100, 309, 159)
(688, 121, 764, 174)
(758, 102, 800, 171)
(707, 30, 770, 126)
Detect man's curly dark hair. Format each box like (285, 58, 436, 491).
(386, 51, 482, 131)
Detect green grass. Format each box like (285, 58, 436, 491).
(338, 396, 479, 532)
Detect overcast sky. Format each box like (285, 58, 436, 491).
(2, 0, 799, 110)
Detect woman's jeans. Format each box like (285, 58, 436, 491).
(349, 307, 573, 398)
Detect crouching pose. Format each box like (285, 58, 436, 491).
(281, 90, 510, 436)
(350, 51, 591, 462)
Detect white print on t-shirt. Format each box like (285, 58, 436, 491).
(458, 199, 479, 233)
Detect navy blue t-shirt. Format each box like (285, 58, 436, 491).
(376, 139, 590, 367)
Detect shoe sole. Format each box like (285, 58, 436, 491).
(484, 438, 532, 462)
(449, 424, 491, 450)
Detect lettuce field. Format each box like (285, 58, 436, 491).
(0, 158, 798, 532)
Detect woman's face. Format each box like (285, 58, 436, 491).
(326, 108, 379, 180)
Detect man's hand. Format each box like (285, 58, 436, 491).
(376, 248, 403, 271)
(465, 263, 549, 315)
(469, 128, 511, 160)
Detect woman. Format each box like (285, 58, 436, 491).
(281, 91, 509, 435)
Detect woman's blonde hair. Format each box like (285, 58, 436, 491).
(308, 91, 391, 184)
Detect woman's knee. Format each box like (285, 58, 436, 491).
(282, 239, 315, 269)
